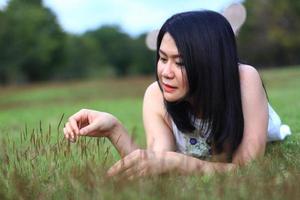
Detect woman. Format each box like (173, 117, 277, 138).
(63, 10, 288, 179)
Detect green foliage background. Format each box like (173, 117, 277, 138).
(238, 0, 300, 66)
(0, 0, 155, 84)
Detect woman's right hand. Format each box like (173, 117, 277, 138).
(63, 109, 118, 142)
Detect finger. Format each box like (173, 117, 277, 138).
(79, 122, 99, 136)
(106, 160, 128, 177)
(119, 164, 137, 179)
(71, 109, 88, 122)
(64, 127, 75, 142)
(106, 150, 143, 177)
(126, 170, 147, 181)
(106, 157, 135, 177)
(69, 117, 80, 135)
(66, 122, 77, 136)
(124, 169, 148, 181)
(63, 127, 69, 139)
(120, 161, 146, 180)
(65, 123, 73, 138)
(66, 123, 76, 142)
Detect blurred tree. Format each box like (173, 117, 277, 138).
(238, 0, 300, 67)
(0, 0, 65, 83)
(0, 9, 8, 84)
(0, 1, 156, 84)
(86, 25, 133, 76)
(129, 33, 155, 75)
(60, 34, 107, 79)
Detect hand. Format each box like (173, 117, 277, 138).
(63, 109, 118, 142)
(106, 149, 179, 180)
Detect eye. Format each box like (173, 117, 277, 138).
(176, 61, 184, 67)
(159, 57, 167, 63)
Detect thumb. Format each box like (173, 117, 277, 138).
(79, 122, 99, 136)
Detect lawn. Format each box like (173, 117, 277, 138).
(0, 67, 299, 199)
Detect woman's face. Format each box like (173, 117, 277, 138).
(157, 33, 189, 102)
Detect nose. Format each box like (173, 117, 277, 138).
(161, 61, 175, 79)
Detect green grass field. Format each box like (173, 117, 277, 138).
(0, 67, 299, 199)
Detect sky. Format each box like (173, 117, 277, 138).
(0, 0, 243, 36)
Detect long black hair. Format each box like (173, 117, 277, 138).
(156, 10, 244, 157)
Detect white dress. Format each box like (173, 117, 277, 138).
(171, 103, 291, 159)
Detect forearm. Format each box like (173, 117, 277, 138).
(166, 151, 237, 175)
(108, 120, 139, 158)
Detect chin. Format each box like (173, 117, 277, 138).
(163, 93, 181, 102)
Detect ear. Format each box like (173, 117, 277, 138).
(145, 29, 159, 51)
(221, 3, 247, 36)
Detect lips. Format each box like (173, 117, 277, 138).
(162, 83, 177, 93)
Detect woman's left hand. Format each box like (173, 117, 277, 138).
(106, 149, 179, 180)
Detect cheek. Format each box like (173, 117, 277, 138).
(156, 63, 163, 77)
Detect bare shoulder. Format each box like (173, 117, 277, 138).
(238, 64, 267, 105)
(239, 64, 261, 88)
(144, 81, 164, 112)
(143, 81, 169, 123)
(144, 81, 163, 100)
(143, 81, 171, 127)
(238, 64, 266, 96)
(239, 64, 262, 83)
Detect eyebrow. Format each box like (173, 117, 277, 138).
(159, 49, 181, 59)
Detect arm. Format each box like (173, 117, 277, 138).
(107, 65, 268, 178)
(64, 109, 138, 157)
(106, 149, 236, 178)
(63, 82, 170, 158)
(232, 65, 268, 165)
(143, 81, 176, 152)
(108, 79, 180, 156)
(107, 120, 139, 157)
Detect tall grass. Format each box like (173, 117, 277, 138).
(0, 68, 299, 199)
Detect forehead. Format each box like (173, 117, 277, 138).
(160, 33, 179, 56)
